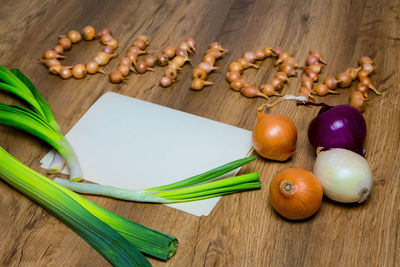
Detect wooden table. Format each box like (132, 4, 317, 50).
(1, 0, 399, 266)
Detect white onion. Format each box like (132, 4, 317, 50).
(313, 148, 372, 203)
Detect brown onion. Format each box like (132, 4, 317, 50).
(72, 64, 87, 79)
(243, 51, 257, 63)
(186, 38, 196, 52)
(358, 56, 373, 66)
(263, 47, 274, 57)
(59, 37, 72, 50)
(240, 85, 268, 99)
(350, 91, 365, 112)
(67, 30, 82, 43)
(164, 68, 178, 80)
(276, 52, 291, 65)
(94, 52, 116, 66)
(102, 45, 114, 54)
(252, 105, 297, 161)
(198, 62, 217, 73)
(279, 63, 297, 77)
(175, 48, 188, 57)
(362, 63, 375, 74)
(191, 78, 213, 90)
(96, 28, 112, 37)
(323, 76, 338, 90)
(118, 64, 131, 76)
(192, 67, 207, 79)
(144, 55, 156, 68)
(43, 50, 65, 59)
(336, 72, 352, 87)
(305, 70, 319, 81)
(206, 48, 224, 59)
(53, 45, 64, 55)
(59, 67, 72, 79)
(359, 76, 380, 94)
(309, 50, 327, 64)
(82, 25, 96, 41)
(203, 55, 216, 66)
(230, 80, 247, 91)
(270, 78, 283, 90)
(163, 47, 176, 58)
(49, 65, 64, 75)
(226, 71, 241, 82)
(275, 72, 288, 83)
(314, 84, 339, 96)
(40, 58, 61, 68)
(306, 55, 319, 66)
(301, 75, 314, 89)
(100, 33, 113, 45)
(255, 50, 266, 60)
(304, 64, 323, 74)
(261, 84, 282, 97)
(86, 61, 104, 74)
(135, 61, 152, 74)
(105, 39, 118, 50)
(160, 76, 174, 87)
(136, 35, 150, 45)
(109, 70, 125, 84)
(272, 47, 284, 56)
(229, 62, 244, 73)
(237, 58, 259, 69)
(134, 38, 147, 50)
(157, 54, 169, 66)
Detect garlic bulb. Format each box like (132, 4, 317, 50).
(313, 148, 372, 203)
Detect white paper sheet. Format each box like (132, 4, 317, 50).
(41, 92, 253, 216)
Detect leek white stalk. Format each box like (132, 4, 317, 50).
(314, 148, 372, 203)
(54, 156, 262, 203)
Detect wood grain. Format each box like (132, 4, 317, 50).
(0, 0, 399, 266)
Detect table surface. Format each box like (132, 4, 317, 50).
(0, 0, 399, 266)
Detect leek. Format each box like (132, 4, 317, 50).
(0, 66, 73, 176)
(54, 156, 261, 203)
(0, 103, 82, 181)
(0, 146, 152, 266)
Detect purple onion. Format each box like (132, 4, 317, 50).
(308, 104, 366, 154)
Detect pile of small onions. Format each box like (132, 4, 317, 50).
(109, 35, 150, 83)
(226, 48, 271, 98)
(191, 42, 228, 90)
(269, 168, 323, 220)
(160, 38, 195, 87)
(299, 54, 381, 112)
(260, 48, 300, 97)
(40, 26, 115, 79)
(252, 104, 297, 161)
(350, 56, 380, 112)
(298, 50, 327, 100)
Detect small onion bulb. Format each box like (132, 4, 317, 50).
(314, 148, 372, 203)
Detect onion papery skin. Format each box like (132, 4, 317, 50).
(308, 104, 366, 155)
(314, 148, 372, 203)
(252, 112, 297, 161)
(269, 168, 323, 220)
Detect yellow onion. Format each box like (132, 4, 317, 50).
(252, 105, 297, 161)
